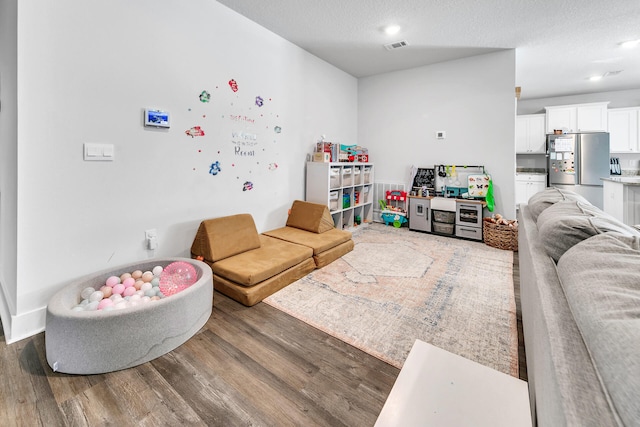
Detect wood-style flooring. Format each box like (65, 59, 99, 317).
(0, 253, 526, 426)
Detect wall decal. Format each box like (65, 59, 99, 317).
(228, 79, 239, 92)
(242, 181, 253, 191)
(185, 126, 205, 138)
(209, 161, 221, 176)
(274, 126, 282, 134)
(199, 90, 211, 103)
(268, 163, 278, 171)
(255, 96, 264, 107)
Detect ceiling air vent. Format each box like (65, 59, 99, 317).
(384, 40, 409, 51)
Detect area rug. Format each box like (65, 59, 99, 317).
(263, 222, 519, 377)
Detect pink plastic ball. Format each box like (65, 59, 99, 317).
(112, 283, 125, 295)
(97, 299, 114, 310)
(105, 276, 120, 287)
(122, 277, 135, 288)
(159, 261, 197, 296)
(123, 286, 137, 297)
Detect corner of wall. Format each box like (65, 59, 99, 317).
(1, 301, 46, 344)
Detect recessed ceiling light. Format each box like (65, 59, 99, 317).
(619, 39, 640, 48)
(384, 25, 401, 35)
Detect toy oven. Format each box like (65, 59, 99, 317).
(455, 203, 482, 228)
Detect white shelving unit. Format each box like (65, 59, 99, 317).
(306, 162, 374, 229)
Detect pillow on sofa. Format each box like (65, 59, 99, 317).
(286, 200, 335, 234)
(537, 200, 640, 262)
(556, 233, 640, 427)
(527, 187, 590, 221)
(191, 213, 261, 262)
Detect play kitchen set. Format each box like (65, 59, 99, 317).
(406, 165, 495, 242)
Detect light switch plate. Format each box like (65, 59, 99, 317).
(84, 143, 114, 161)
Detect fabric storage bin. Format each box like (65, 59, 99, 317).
(363, 186, 370, 203)
(353, 168, 361, 185)
(329, 191, 339, 211)
(364, 167, 371, 183)
(342, 168, 353, 186)
(330, 168, 340, 188)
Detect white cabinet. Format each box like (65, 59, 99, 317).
(608, 107, 640, 153)
(306, 162, 374, 229)
(545, 102, 609, 133)
(603, 180, 640, 226)
(516, 114, 546, 153)
(515, 174, 546, 207)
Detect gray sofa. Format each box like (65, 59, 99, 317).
(518, 187, 640, 426)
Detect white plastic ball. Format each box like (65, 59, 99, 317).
(81, 287, 95, 300)
(152, 265, 163, 276)
(89, 290, 104, 302)
(86, 301, 100, 311)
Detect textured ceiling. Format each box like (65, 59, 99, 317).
(217, 0, 640, 100)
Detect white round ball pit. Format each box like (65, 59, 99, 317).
(45, 258, 213, 375)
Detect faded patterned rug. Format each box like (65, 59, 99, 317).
(263, 222, 519, 377)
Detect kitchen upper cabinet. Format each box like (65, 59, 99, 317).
(545, 102, 609, 133)
(608, 107, 640, 153)
(516, 114, 546, 153)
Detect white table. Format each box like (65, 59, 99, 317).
(375, 340, 532, 427)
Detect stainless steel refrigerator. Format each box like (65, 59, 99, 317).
(547, 132, 610, 209)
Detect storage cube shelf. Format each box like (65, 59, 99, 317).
(306, 162, 374, 229)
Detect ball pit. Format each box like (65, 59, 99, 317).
(45, 258, 213, 375)
(71, 261, 198, 313)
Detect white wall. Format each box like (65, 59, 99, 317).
(2, 0, 357, 343)
(358, 50, 517, 220)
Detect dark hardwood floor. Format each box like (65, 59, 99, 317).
(0, 253, 526, 426)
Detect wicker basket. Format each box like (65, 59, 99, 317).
(483, 219, 518, 251)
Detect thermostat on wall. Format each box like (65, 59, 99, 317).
(144, 108, 170, 128)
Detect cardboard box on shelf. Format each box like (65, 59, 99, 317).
(313, 152, 331, 162)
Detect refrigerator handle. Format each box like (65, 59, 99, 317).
(574, 134, 580, 185)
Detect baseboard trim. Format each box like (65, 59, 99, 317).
(1, 303, 46, 345)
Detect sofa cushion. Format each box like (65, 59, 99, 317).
(556, 233, 640, 427)
(286, 200, 335, 234)
(263, 226, 352, 255)
(537, 200, 640, 262)
(527, 187, 590, 221)
(191, 213, 261, 262)
(211, 235, 312, 286)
